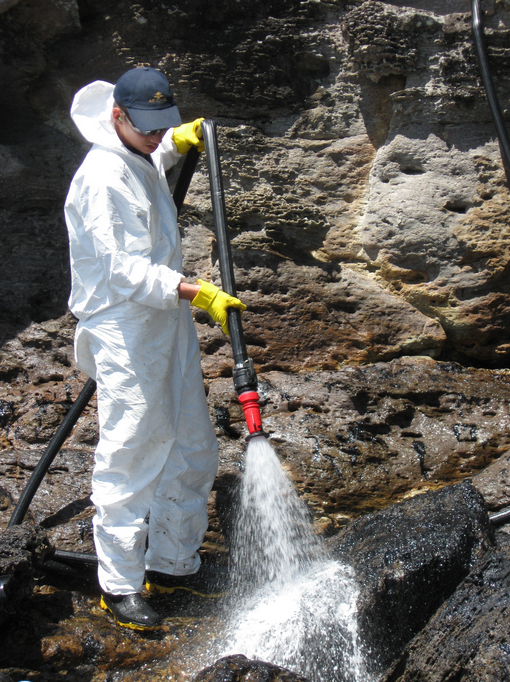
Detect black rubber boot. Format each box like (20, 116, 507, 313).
(145, 570, 225, 598)
(100, 592, 162, 630)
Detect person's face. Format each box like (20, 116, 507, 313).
(112, 106, 168, 154)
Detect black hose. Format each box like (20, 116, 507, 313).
(172, 146, 201, 213)
(471, 0, 510, 182)
(201, 119, 258, 395)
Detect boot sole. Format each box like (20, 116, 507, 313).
(100, 595, 160, 631)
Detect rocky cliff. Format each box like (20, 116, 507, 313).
(2, 0, 510, 371)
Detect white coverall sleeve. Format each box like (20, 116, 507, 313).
(80, 180, 183, 310)
(157, 129, 182, 172)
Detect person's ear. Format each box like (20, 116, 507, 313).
(112, 106, 123, 124)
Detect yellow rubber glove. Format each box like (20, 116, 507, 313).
(191, 279, 247, 336)
(172, 118, 205, 153)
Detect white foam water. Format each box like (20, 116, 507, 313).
(221, 436, 370, 682)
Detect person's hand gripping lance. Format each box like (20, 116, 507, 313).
(172, 118, 205, 153)
(171, 121, 247, 336)
(191, 279, 247, 336)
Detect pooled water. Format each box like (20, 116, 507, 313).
(220, 436, 370, 682)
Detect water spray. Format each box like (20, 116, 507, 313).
(201, 120, 268, 441)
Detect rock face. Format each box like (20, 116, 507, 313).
(1, 0, 510, 368)
(380, 531, 510, 682)
(329, 481, 494, 675)
(210, 357, 510, 521)
(342, 0, 510, 366)
(4, 355, 510, 555)
(474, 451, 510, 513)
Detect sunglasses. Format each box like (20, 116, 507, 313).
(122, 111, 168, 137)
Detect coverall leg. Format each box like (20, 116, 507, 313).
(80, 303, 218, 595)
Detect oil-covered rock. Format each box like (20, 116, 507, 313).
(329, 481, 494, 675)
(193, 655, 310, 682)
(380, 531, 510, 682)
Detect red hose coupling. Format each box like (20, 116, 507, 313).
(238, 390, 267, 439)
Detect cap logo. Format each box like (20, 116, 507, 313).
(149, 91, 167, 103)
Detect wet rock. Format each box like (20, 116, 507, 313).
(380, 531, 510, 682)
(329, 481, 494, 676)
(0, 448, 95, 553)
(0, 577, 231, 680)
(210, 357, 510, 520)
(193, 654, 310, 682)
(0, 523, 53, 625)
(7, 355, 510, 546)
(2, 355, 510, 563)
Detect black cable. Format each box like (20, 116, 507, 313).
(471, 0, 510, 182)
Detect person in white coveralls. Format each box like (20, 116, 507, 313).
(64, 66, 246, 630)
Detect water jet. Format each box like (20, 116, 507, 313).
(216, 436, 370, 682)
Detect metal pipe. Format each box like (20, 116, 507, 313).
(471, 0, 510, 182)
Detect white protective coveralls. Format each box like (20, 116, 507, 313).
(64, 80, 218, 595)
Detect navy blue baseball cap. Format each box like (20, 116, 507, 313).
(113, 66, 181, 131)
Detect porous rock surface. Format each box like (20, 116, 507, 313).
(1, 0, 510, 369)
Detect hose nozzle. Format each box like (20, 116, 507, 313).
(238, 390, 269, 440)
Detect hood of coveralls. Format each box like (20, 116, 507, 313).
(71, 80, 125, 151)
